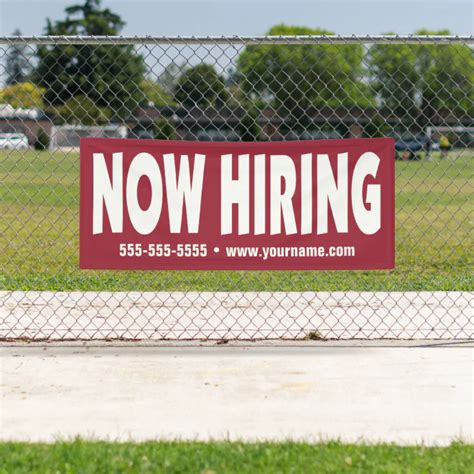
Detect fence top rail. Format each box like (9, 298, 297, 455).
(1, 35, 473, 45)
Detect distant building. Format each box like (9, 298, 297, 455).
(0, 104, 51, 146)
(49, 124, 127, 150)
(0, 101, 471, 147)
(130, 103, 473, 145)
(129, 104, 396, 141)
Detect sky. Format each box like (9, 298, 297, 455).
(0, 0, 473, 37)
(0, 0, 471, 85)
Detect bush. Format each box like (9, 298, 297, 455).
(239, 109, 261, 141)
(0, 82, 44, 109)
(34, 128, 50, 150)
(51, 95, 112, 125)
(364, 114, 391, 138)
(154, 118, 175, 140)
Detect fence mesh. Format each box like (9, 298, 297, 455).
(0, 36, 472, 340)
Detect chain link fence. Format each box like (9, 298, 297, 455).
(0, 35, 472, 340)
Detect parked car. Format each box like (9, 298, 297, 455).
(394, 134, 432, 160)
(0, 133, 29, 150)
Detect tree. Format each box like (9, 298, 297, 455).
(140, 80, 174, 107)
(414, 29, 473, 120)
(368, 30, 473, 122)
(52, 95, 111, 124)
(158, 63, 182, 95)
(33, 0, 145, 119)
(0, 82, 44, 109)
(154, 118, 175, 140)
(5, 29, 31, 85)
(238, 108, 261, 141)
(368, 37, 419, 118)
(174, 64, 228, 108)
(237, 24, 372, 116)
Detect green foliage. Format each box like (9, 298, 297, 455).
(237, 24, 373, 114)
(364, 114, 392, 138)
(5, 29, 31, 85)
(154, 117, 175, 140)
(140, 80, 174, 107)
(238, 108, 261, 141)
(33, 0, 145, 118)
(368, 37, 419, 117)
(174, 64, 228, 108)
(51, 95, 112, 125)
(34, 129, 50, 150)
(415, 29, 474, 118)
(0, 82, 44, 109)
(368, 29, 473, 120)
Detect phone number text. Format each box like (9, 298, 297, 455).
(119, 243, 207, 257)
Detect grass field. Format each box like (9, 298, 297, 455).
(0, 148, 472, 291)
(0, 440, 473, 473)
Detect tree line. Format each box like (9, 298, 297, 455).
(2, 0, 473, 134)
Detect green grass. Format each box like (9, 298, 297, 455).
(0, 440, 472, 473)
(0, 148, 472, 291)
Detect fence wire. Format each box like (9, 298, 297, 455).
(0, 36, 472, 340)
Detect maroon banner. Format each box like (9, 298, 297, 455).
(80, 137, 394, 270)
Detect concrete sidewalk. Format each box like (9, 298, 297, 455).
(1, 341, 473, 445)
